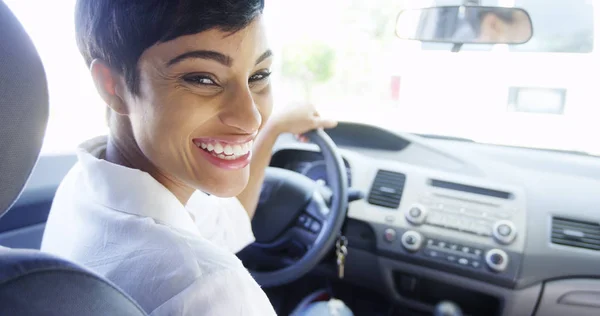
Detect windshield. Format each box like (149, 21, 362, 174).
(6, 0, 600, 156)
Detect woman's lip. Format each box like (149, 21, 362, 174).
(195, 145, 252, 170)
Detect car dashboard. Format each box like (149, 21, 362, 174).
(269, 122, 600, 316)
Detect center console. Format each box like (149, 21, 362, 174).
(348, 163, 527, 288)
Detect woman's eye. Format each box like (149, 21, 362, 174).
(183, 75, 217, 86)
(249, 71, 272, 83)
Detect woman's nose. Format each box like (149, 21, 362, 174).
(218, 86, 262, 134)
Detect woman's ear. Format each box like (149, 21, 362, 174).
(90, 59, 129, 115)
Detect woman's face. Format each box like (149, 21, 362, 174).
(122, 16, 273, 198)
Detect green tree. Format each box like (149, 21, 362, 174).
(281, 40, 336, 101)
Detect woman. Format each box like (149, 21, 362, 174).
(41, 0, 351, 315)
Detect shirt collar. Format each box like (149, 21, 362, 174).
(77, 136, 201, 237)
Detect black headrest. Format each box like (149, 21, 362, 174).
(0, 1, 49, 216)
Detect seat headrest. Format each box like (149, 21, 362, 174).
(0, 1, 49, 217)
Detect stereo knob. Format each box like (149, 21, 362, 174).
(485, 249, 509, 272)
(405, 204, 428, 225)
(401, 230, 423, 252)
(493, 220, 517, 245)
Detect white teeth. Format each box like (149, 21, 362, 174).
(197, 139, 253, 160)
(233, 144, 243, 155)
(214, 143, 224, 154)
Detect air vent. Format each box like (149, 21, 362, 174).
(551, 217, 600, 251)
(367, 170, 406, 209)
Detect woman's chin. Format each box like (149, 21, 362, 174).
(196, 172, 250, 198)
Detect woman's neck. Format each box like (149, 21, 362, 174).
(104, 118, 194, 205)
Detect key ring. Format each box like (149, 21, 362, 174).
(335, 236, 348, 249)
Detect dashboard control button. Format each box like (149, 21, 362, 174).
(427, 239, 434, 246)
(437, 241, 446, 248)
(385, 215, 395, 223)
(497, 224, 511, 236)
(405, 204, 428, 225)
(409, 207, 422, 218)
(303, 217, 313, 229)
(485, 249, 509, 272)
(472, 224, 493, 236)
(424, 249, 439, 258)
(472, 249, 483, 257)
(461, 246, 470, 253)
(401, 230, 423, 252)
(493, 220, 517, 245)
(490, 253, 503, 265)
(298, 214, 307, 224)
(310, 220, 321, 233)
(458, 258, 469, 265)
(383, 228, 396, 243)
(446, 255, 457, 262)
(426, 211, 445, 226)
(471, 261, 481, 268)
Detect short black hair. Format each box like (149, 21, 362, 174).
(75, 0, 264, 95)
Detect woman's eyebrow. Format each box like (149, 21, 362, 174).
(167, 50, 232, 67)
(166, 49, 273, 67)
(255, 49, 273, 65)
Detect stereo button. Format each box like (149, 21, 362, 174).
(426, 212, 445, 226)
(401, 230, 424, 252)
(493, 220, 517, 245)
(405, 204, 428, 225)
(458, 258, 469, 265)
(497, 224, 512, 236)
(425, 249, 439, 258)
(409, 207, 422, 218)
(485, 249, 509, 272)
(383, 228, 396, 243)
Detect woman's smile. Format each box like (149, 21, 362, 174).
(192, 137, 254, 170)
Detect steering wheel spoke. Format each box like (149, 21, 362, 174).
(305, 190, 330, 222)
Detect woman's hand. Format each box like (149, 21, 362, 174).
(267, 103, 337, 137)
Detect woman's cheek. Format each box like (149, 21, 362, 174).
(255, 87, 273, 122)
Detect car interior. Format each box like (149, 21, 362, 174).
(1, 0, 600, 316)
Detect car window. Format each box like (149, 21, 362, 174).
(265, 0, 600, 156)
(5, 0, 107, 154)
(6, 0, 600, 156)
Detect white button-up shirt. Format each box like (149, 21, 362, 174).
(41, 136, 277, 315)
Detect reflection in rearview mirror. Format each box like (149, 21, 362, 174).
(396, 6, 533, 45)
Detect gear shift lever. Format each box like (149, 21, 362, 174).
(434, 300, 463, 316)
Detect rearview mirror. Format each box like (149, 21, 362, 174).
(395, 6, 533, 45)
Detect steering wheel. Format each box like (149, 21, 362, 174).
(248, 129, 349, 287)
